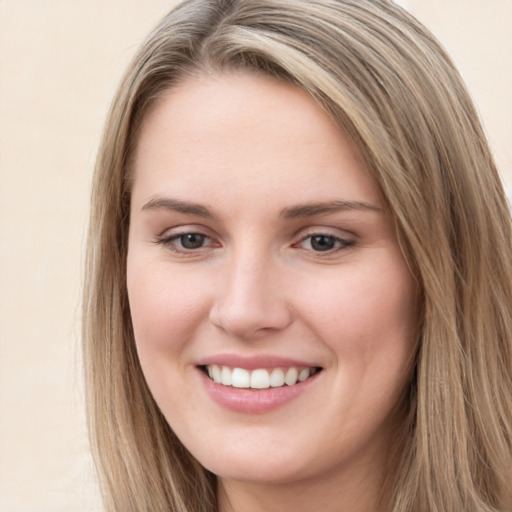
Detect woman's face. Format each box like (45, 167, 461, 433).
(127, 72, 418, 489)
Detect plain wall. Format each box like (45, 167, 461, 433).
(0, 1, 510, 511)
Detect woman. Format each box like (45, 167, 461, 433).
(82, 1, 512, 511)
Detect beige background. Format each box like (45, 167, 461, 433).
(0, 1, 510, 511)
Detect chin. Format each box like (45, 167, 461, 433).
(195, 444, 311, 484)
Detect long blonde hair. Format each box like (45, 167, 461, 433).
(83, 1, 512, 510)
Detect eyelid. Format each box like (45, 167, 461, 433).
(294, 225, 356, 242)
(297, 234, 354, 249)
(153, 225, 221, 254)
(155, 223, 210, 238)
(152, 224, 356, 255)
(292, 227, 357, 253)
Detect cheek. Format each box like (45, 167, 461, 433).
(126, 257, 217, 418)
(299, 258, 418, 371)
(126, 257, 211, 361)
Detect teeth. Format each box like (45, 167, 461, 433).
(205, 365, 316, 389)
(270, 368, 285, 387)
(284, 367, 298, 386)
(298, 368, 310, 382)
(221, 366, 232, 386)
(251, 369, 270, 389)
(211, 365, 222, 384)
(231, 368, 250, 388)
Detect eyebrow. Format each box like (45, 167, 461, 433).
(141, 196, 382, 219)
(280, 200, 382, 218)
(141, 197, 217, 218)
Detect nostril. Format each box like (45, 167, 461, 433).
(209, 297, 293, 339)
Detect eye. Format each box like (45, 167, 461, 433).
(176, 233, 207, 250)
(309, 234, 338, 252)
(155, 231, 218, 254)
(297, 233, 354, 253)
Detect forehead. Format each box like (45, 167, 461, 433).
(131, 71, 382, 213)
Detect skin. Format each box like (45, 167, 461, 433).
(127, 71, 418, 512)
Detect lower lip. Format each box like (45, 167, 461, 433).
(199, 369, 321, 414)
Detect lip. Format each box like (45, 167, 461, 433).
(196, 354, 321, 371)
(196, 356, 322, 414)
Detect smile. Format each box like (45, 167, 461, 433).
(204, 365, 320, 389)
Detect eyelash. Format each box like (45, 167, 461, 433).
(294, 233, 355, 253)
(154, 232, 217, 254)
(154, 230, 355, 255)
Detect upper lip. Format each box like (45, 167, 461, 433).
(196, 354, 322, 370)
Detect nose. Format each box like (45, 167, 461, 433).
(209, 249, 293, 339)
